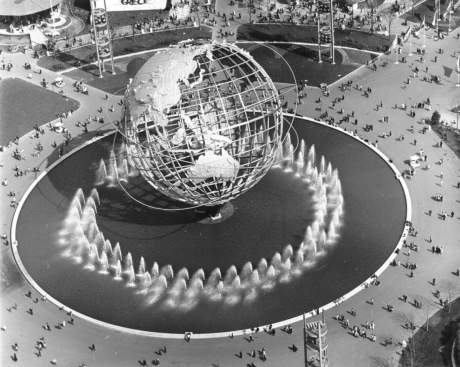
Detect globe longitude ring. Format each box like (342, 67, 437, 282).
(76, 42, 343, 313)
(116, 41, 298, 210)
(51, 43, 343, 320)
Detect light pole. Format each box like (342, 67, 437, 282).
(317, 5, 322, 63)
(103, 0, 116, 75)
(90, 0, 103, 78)
(423, 17, 426, 48)
(436, 0, 440, 39)
(456, 58, 460, 87)
(329, 0, 335, 64)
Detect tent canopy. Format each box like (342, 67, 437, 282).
(1, 0, 62, 16)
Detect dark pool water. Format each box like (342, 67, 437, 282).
(16, 118, 406, 333)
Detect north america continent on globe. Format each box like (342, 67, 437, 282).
(120, 41, 283, 206)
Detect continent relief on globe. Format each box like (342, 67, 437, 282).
(128, 44, 213, 125)
(189, 150, 240, 183)
(127, 43, 240, 182)
(173, 112, 240, 182)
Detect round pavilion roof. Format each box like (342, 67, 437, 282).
(1, 0, 62, 16)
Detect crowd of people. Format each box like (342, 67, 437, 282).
(0, 6, 59, 33)
(1, 1, 460, 366)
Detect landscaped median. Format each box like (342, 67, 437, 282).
(237, 23, 395, 53)
(399, 297, 460, 367)
(37, 26, 213, 73)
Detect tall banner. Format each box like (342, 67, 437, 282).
(432, 9, 438, 26)
(444, 0, 452, 17)
(403, 25, 412, 42)
(93, 0, 168, 12)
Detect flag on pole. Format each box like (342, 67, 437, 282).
(421, 15, 425, 28)
(403, 25, 412, 42)
(443, 0, 452, 18)
(432, 9, 437, 26)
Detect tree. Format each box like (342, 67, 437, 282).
(381, 9, 395, 38)
(335, 0, 350, 13)
(431, 110, 441, 125)
(47, 38, 57, 58)
(365, 0, 380, 33)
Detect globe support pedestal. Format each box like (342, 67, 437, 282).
(198, 202, 235, 224)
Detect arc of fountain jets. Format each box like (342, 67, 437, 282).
(58, 138, 344, 311)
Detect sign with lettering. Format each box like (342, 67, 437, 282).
(92, 0, 167, 12)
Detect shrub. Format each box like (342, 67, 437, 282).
(431, 110, 441, 125)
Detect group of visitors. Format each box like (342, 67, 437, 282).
(1, 2, 459, 365)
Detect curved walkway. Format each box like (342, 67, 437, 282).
(1, 14, 460, 367)
(6, 114, 411, 340)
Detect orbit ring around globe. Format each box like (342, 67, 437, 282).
(114, 41, 299, 210)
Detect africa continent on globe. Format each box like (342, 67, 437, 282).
(120, 41, 283, 206)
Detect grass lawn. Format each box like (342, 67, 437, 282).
(63, 52, 155, 95)
(399, 297, 460, 367)
(38, 26, 212, 73)
(237, 23, 394, 53)
(0, 78, 79, 145)
(238, 42, 371, 86)
(64, 39, 372, 96)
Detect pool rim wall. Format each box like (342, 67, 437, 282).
(10, 114, 412, 340)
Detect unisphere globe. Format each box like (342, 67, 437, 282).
(120, 41, 283, 207)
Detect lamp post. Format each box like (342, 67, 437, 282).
(329, 0, 335, 64)
(90, 0, 103, 78)
(317, 6, 322, 63)
(423, 21, 426, 48)
(103, 0, 116, 75)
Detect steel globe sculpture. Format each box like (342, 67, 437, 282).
(120, 42, 283, 206)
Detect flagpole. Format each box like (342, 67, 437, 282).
(423, 23, 426, 48)
(421, 16, 426, 48)
(457, 57, 460, 87)
(455, 56, 460, 88)
(436, 0, 440, 39)
(432, 8, 438, 40)
(436, 15, 439, 39)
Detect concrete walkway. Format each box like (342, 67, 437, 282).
(1, 7, 460, 367)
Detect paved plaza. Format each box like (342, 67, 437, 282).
(1, 1, 460, 366)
